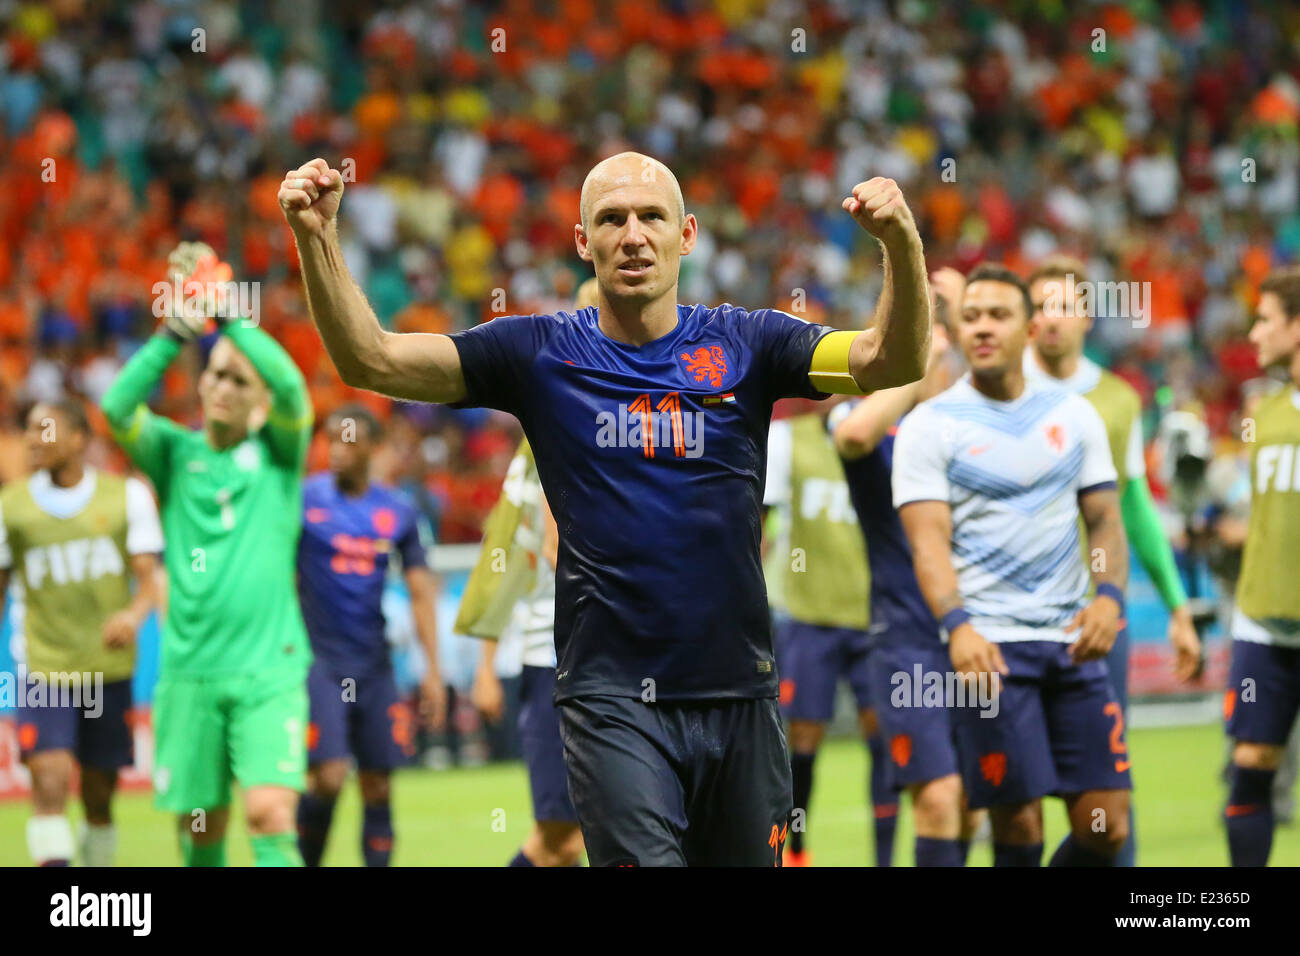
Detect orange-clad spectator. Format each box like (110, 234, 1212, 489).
(241, 225, 275, 278)
(734, 47, 776, 90)
(0, 291, 32, 340)
(560, 0, 595, 29)
(1037, 77, 1081, 130)
(518, 120, 577, 180)
(1098, 3, 1139, 41)
(1001, 246, 1033, 279)
(544, 181, 581, 235)
(736, 159, 780, 225)
(1143, 268, 1189, 345)
(535, 18, 570, 58)
(278, 319, 325, 384)
(246, 170, 287, 224)
(362, 23, 418, 71)
(471, 165, 524, 246)
(1036, 54, 1094, 129)
(922, 184, 964, 246)
(354, 84, 403, 140)
(337, 135, 384, 188)
(484, 7, 537, 77)
(614, 0, 654, 45)
(1240, 240, 1272, 293)
(682, 6, 727, 49)
(684, 171, 721, 209)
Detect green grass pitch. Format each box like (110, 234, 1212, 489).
(1, 721, 1296, 866)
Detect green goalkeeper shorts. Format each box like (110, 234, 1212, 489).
(152, 669, 308, 813)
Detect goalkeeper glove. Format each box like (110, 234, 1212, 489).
(159, 241, 235, 341)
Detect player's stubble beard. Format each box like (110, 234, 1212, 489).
(968, 330, 1028, 399)
(1031, 313, 1087, 371)
(598, 259, 682, 340)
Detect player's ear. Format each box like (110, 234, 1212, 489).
(678, 213, 697, 256)
(574, 224, 591, 262)
(248, 397, 269, 433)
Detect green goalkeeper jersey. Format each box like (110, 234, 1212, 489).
(101, 324, 314, 678)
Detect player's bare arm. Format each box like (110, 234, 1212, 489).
(838, 177, 932, 392)
(834, 324, 951, 459)
(405, 565, 447, 732)
(279, 158, 466, 404)
(898, 500, 1008, 684)
(471, 640, 505, 723)
(1072, 486, 1129, 663)
(102, 552, 160, 650)
(834, 380, 923, 460)
(1167, 606, 1202, 682)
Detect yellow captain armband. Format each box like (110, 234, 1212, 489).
(808, 330, 867, 396)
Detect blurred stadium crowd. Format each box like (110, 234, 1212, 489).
(0, 0, 1297, 551)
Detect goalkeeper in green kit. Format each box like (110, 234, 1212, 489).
(101, 243, 313, 866)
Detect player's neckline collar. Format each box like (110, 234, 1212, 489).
(589, 304, 684, 353)
(1024, 349, 1100, 392)
(962, 374, 1031, 405)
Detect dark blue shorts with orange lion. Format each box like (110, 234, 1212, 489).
(774, 618, 872, 722)
(867, 638, 961, 789)
(952, 641, 1132, 809)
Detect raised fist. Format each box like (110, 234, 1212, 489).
(842, 177, 919, 248)
(278, 158, 344, 238)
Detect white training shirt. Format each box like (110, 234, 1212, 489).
(1023, 350, 1146, 479)
(499, 459, 557, 672)
(892, 375, 1118, 643)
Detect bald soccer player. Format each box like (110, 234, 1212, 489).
(279, 152, 931, 866)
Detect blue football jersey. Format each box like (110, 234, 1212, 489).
(297, 473, 427, 673)
(450, 303, 832, 700)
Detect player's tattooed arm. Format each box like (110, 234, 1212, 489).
(279, 158, 468, 404)
(898, 501, 1008, 681)
(1072, 486, 1129, 662)
(1079, 486, 1129, 594)
(935, 589, 964, 617)
(841, 178, 931, 391)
